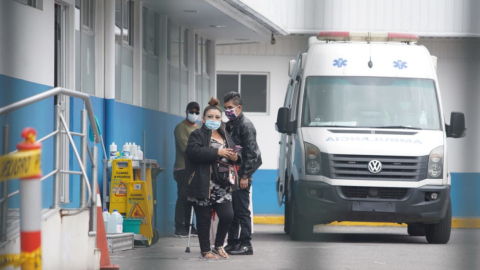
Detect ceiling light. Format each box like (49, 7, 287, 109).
(210, 25, 226, 28)
(183, 10, 199, 13)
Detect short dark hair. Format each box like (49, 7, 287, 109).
(223, 91, 242, 106)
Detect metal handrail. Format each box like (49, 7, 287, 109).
(0, 87, 100, 143)
(0, 87, 99, 241)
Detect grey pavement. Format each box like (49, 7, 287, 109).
(111, 225, 480, 270)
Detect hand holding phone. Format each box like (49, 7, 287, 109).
(233, 145, 242, 153)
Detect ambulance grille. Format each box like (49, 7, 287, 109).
(324, 154, 429, 181)
(340, 186, 409, 200)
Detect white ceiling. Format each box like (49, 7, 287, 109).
(141, 0, 270, 43)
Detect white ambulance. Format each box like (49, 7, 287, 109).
(276, 32, 466, 244)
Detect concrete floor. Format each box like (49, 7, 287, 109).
(110, 225, 480, 270)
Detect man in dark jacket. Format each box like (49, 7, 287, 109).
(223, 92, 262, 255)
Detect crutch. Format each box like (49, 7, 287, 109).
(185, 205, 195, 253)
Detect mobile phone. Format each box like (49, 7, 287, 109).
(232, 145, 242, 153)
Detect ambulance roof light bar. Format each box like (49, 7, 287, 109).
(317, 31, 419, 43)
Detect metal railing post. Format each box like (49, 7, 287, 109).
(52, 102, 61, 209)
(90, 145, 98, 234)
(1, 120, 9, 241)
(80, 109, 88, 208)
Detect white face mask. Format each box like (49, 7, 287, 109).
(187, 113, 199, 123)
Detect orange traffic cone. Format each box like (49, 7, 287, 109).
(95, 184, 119, 270)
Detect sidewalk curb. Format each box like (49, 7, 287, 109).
(253, 216, 480, 228)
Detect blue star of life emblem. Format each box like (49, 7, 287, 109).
(333, 58, 347, 68)
(393, 60, 408, 69)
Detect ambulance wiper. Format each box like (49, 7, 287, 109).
(327, 125, 363, 128)
(372, 126, 422, 130)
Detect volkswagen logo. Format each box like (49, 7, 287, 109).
(368, 160, 382, 174)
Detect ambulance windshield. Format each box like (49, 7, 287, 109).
(302, 77, 441, 130)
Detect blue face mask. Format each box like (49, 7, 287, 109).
(205, 119, 221, 130)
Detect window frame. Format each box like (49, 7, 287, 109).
(217, 71, 270, 115)
(115, 0, 135, 103)
(142, 7, 158, 57)
(167, 21, 183, 115)
(181, 28, 188, 68)
(75, 0, 96, 96)
(121, 0, 134, 48)
(203, 39, 210, 76)
(195, 35, 201, 75)
(81, 0, 95, 32)
(14, 0, 43, 10)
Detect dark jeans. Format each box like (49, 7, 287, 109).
(174, 169, 194, 229)
(194, 202, 234, 253)
(228, 184, 252, 246)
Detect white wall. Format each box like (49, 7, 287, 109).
(418, 38, 480, 172)
(217, 37, 480, 173)
(0, 0, 54, 86)
(237, 0, 289, 30)
(252, 0, 480, 36)
(217, 36, 308, 170)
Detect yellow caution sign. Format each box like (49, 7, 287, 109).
(126, 181, 153, 238)
(109, 159, 133, 214)
(135, 168, 154, 220)
(0, 149, 41, 182)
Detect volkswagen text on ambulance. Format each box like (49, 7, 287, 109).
(275, 32, 466, 244)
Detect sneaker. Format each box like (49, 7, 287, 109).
(175, 227, 189, 237)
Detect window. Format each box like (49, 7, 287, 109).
(142, 7, 159, 110)
(180, 28, 188, 113)
(143, 8, 158, 56)
(81, 0, 94, 31)
(192, 36, 213, 109)
(182, 29, 188, 67)
(115, 0, 134, 103)
(168, 22, 180, 115)
(203, 39, 210, 76)
(14, 0, 43, 10)
(217, 73, 268, 113)
(195, 35, 201, 74)
(302, 77, 441, 130)
(123, 0, 134, 46)
(75, 0, 95, 95)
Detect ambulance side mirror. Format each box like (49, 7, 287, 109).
(276, 107, 296, 134)
(447, 112, 466, 138)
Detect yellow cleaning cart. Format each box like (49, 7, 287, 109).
(103, 158, 161, 247)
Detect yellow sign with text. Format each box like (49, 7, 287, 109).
(126, 181, 153, 238)
(109, 159, 133, 214)
(0, 149, 41, 182)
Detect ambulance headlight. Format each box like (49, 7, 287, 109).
(305, 142, 322, 175)
(428, 146, 443, 178)
(307, 160, 321, 174)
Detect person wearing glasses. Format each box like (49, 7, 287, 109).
(185, 97, 241, 259)
(173, 101, 201, 237)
